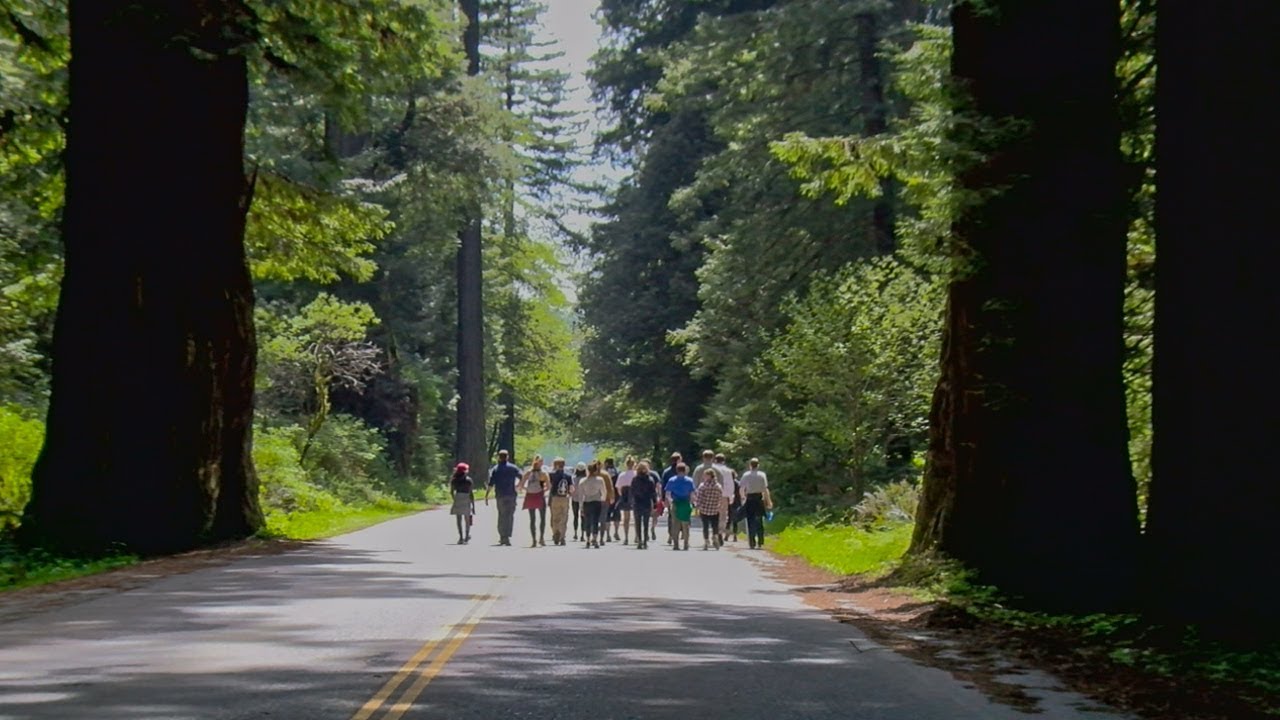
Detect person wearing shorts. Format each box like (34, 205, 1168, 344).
(664, 464, 696, 551)
(614, 456, 637, 544)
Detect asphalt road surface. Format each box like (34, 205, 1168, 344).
(0, 507, 1129, 719)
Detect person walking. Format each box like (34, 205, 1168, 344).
(641, 459, 662, 542)
(485, 449, 521, 546)
(578, 461, 609, 549)
(571, 462, 587, 541)
(614, 457, 637, 544)
(728, 472, 743, 542)
(694, 468, 724, 550)
(602, 458, 620, 543)
(521, 455, 550, 547)
(548, 458, 574, 546)
(739, 457, 770, 549)
(713, 453, 734, 539)
(449, 463, 475, 544)
(665, 463, 696, 551)
(629, 460, 658, 549)
(661, 453, 681, 545)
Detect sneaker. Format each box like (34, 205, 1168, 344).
(614, 533, 621, 541)
(540, 538, 546, 547)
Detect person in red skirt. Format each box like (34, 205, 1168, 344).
(521, 455, 550, 547)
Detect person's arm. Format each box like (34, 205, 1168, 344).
(484, 468, 493, 504)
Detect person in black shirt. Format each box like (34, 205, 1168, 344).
(629, 461, 658, 549)
(449, 463, 475, 544)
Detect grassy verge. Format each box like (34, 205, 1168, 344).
(770, 518, 913, 575)
(261, 500, 427, 541)
(0, 541, 138, 591)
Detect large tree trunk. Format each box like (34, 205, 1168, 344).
(22, 0, 261, 554)
(455, 0, 488, 482)
(1145, 2, 1280, 641)
(910, 0, 1138, 611)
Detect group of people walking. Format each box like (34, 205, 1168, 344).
(449, 449, 773, 550)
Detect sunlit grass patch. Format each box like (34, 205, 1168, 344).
(261, 500, 426, 541)
(771, 521, 912, 575)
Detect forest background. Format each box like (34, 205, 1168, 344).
(4, 0, 1277, 693)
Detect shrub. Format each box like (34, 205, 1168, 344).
(255, 425, 342, 516)
(852, 479, 921, 527)
(299, 414, 395, 505)
(0, 405, 43, 530)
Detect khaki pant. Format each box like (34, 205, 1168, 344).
(719, 497, 730, 533)
(549, 496, 570, 542)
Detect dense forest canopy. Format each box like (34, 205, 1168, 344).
(2, 0, 1276, 642)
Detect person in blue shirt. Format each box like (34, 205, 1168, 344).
(485, 449, 521, 546)
(660, 452, 682, 545)
(664, 464, 696, 551)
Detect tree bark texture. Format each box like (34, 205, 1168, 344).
(910, 0, 1138, 611)
(1146, 2, 1280, 640)
(22, 0, 262, 554)
(454, 0, 487, 482)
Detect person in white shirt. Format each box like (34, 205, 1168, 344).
(713, 453, 734, 537)
(614, 456, 638, 545)
(739, 458, 770, 549)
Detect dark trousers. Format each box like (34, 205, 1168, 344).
(527, 506, 546, 540)
(497, 495, 517, 541)
(744, 493, 765, 546)
(702, 514, 721, 543)
(583, 501, 603, 537)
(633, 507, 651, 544)
(572, 501, 581, 534)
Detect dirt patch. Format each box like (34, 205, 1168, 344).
(0, 537, 308, 625)
(746, 549, 1279, 720)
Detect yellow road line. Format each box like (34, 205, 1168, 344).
(380, 584, 506, 720)
(351, 577, 506, 720)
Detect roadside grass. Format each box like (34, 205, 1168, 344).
(260, 499, 427, 541)
(0, 540, 138, 591)
(771, 518, 913, 575)
(770, 517, 1280, 715)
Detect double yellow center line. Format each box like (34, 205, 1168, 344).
(352, 576, 509, 720)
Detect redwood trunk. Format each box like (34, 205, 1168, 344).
(1146, 2, 1280, 640)
(23, 0, 261, 554)
(911, 0, 1138, 611)
(455, 0, 488, 481)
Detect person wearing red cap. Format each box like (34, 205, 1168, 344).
(449, 462, 475, 544)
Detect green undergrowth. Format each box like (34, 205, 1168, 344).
(887, 553, 1280, 713)
(0, 540, 138, 591)
(771, 518, 913, 575)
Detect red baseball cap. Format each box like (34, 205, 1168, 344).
(455, 462, 470, 473)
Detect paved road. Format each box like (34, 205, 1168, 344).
(0, 508, 1128, 719)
